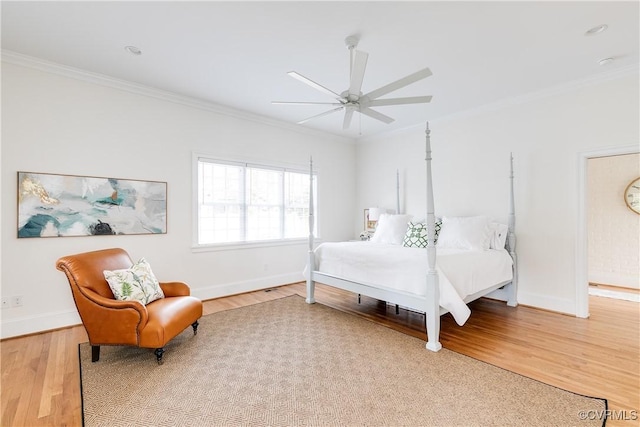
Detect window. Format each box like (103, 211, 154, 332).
(196, 157, 317, 246)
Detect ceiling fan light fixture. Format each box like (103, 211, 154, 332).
(585, 24, 608, 36)
(124, 45, 142, 56)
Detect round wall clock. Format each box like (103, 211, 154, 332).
(624, 177, 640, 214)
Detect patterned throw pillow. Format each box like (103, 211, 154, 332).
(403, 220, 442, 248)
(104, 258, 164, 305)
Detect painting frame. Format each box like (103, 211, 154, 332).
(17, 171, 167, 238)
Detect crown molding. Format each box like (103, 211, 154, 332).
(4, 49, 635, 145)
(357, 63, 639, 143)
(431, 63, 640, 126)
(1, 50, 355, 144)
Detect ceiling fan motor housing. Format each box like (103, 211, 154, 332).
(344, 35, 359, 50)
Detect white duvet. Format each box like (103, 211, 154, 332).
(307, 241, 513, 326)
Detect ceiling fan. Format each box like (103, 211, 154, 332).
(273, 35, 433, 130)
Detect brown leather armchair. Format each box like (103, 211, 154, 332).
(56, 248, 203, 364)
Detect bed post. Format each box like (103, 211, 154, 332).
(424, 123, 442, 352)
(306, 156, 316, 304)
(506, 153, 518, 307)
(394, 169, 401, 314)
(396, 169, 401, 214)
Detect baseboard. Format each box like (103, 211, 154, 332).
(192, 272, 304, 301)
(588, 275, 640, 290)
(0, 272, 305, 340)
(1, 275, 578, 339)
(1, 309, 82, 340)
(516, 291, 575, 316)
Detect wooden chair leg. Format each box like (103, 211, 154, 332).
(91, 345, 100, 362)
(154, 348, 165, 365)
(192, 320, 199, 335)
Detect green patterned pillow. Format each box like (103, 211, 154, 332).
(402, 220, 442, 248)
(104, 258, 164, 305)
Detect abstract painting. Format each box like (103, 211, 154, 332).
(18, 172, 167, 238)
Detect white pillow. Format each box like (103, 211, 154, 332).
(437, 216, 491, 251)
(489, 223, 509, 249)
(370, 214, 412, 245)
(104, 258, 165, 305)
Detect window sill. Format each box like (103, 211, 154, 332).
(192, 237, 321, 253)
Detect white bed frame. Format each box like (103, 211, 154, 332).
(306, 123, 518, 351)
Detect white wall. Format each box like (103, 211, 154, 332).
(355, 72, 639, 315)
(1, 60, 356, 338)
(588, 153, 640, 289)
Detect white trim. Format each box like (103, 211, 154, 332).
(6, 49, 636, 146)
(576, 145, 640, 318)
(358, 65, 639, 143)
(192, 151, 200, 248)
(437, 64, 639, 124)
(192, 152, 319, 248)
(194, 151, 314, 175)
(192, 238, 310, 253)
(589, 273, 640, 290)
(1, 309, 81, 340)
(0, 273, 304, 339)
(517, 291, 576, 316)
(190, 272, 304, 302)
(1, 50, 354, 144)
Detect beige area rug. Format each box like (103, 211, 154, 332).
(79, 295, 607, 426)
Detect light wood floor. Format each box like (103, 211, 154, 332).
(2, 283, 638, 426)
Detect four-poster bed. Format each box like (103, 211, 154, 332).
(305, 123, 518, 352)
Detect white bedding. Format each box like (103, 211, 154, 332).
(307, 241, 513, 326)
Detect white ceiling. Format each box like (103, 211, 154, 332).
(2, 1, 638, 139)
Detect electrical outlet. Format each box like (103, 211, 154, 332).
(1, 297, 9, 309)
(12, 296, 23, 307)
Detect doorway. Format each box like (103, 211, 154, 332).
(577, 146, 640, 318)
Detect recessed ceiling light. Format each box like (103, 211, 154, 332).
(124, 46, 142, 56)
(598, 57, 615, 66)
(585, 24, 608, 36)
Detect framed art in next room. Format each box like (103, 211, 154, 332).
(364, 208, 377, 232)
(624, 177, 640, 214)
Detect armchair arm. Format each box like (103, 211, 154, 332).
(82, 288, 146, 311)
(160, 281, 191, 297)
(75, 287, 149, 345)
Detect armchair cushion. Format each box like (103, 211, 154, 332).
(104, 258, 164, 305)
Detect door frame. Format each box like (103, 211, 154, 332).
(576, 145, 639, 318)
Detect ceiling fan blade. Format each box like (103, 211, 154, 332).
(287, 71, 344, 101)
(359, 107, 395, 124)
(363, 96, 433, 107)
(343, 107, 355, 129)
(348, 50, 368, 97)
(364, 67, 432, 100)
(297, 106, 344, 125)
(272, 101, 344, 106)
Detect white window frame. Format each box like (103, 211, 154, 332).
(192, 152, 318, 252)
